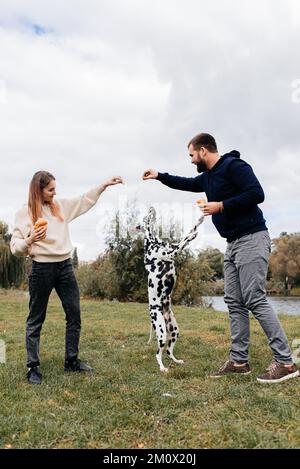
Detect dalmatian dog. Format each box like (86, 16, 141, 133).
(136, 207, 204, 372)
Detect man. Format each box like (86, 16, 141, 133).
(142, 133, 299, 383)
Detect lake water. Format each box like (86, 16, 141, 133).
(204, 296, 300, 316)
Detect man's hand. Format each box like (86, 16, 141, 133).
(142, 169, 158, 180)
(200, 202, 223, 216)
(103, 176, 124, 189)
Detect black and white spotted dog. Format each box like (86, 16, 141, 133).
(137, 207, 204, 372)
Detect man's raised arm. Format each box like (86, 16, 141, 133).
(142, 168, 204, 192)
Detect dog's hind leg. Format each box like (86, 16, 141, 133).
(147, 322, 153, 345)
(152, 307, 168, 372)
(166, 309, 184, 365)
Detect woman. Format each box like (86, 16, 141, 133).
(10, 171, 123, 385)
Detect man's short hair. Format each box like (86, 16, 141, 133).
(188, 133, 218, 153)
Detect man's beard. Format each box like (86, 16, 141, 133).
(196, 160, 208, 173)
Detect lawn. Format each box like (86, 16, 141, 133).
(0, 290, 300, 449)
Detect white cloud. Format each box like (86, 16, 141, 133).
(0, 0, 300, 260)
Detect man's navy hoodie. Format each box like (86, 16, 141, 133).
(157, 151, 267, 242)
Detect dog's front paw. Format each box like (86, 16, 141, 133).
(148, 207, 157, 221)
(188, 232, 197, 241)
(160, 366, 169, 373)
(196, 212, 205, 225)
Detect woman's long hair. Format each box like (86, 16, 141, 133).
(28, 171, 64, 224)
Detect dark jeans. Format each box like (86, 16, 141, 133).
(26, 258, 81, 368)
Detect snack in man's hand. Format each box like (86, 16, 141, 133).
(196, 199, 207, 214)
(196, 198, 206, 206)
(34, 218, 48, 239)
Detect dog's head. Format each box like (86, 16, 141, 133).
(135, 206, 157, 233)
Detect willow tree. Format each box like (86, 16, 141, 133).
(0, 220, 26, 288)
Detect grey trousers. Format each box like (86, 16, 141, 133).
(224, 230, 293, 364)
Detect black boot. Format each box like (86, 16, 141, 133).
(27, 366, 42, 385)
(64, 358, 93, 372)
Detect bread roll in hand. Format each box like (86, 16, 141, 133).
(34, 218, 48, 240)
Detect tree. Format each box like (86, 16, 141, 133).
(269, 233, 300, 295)
(173, 250, 215, 305)
(72, 247, 79, 269)
(0, 220, 26, 288)
(197, 248, 224, 280)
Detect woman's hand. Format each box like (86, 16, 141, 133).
(142, 169, 158, 180)
(103, 176, 124, 189)
(26, 226, 47, 246)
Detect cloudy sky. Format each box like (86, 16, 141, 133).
(0, 0, 300, 261)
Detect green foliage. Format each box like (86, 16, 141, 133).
(76, 239, 148, 302)
(0, 221, 26, 288)
(71, 247, 79, 269)
(107, 237, 148, 302)
(269, 233, 300, 293)
(172, 250, 214, 305)
(197, 248, 224, 280)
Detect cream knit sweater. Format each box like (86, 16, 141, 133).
(10, 184, 106, 262)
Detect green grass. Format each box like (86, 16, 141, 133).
(0, 290, 300, 449)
